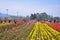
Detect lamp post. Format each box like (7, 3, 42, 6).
(6, 9, 8, 15)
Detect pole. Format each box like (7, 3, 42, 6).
(17, 11, 18, 16)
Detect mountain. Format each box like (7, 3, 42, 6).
(0, 13, 10, 17)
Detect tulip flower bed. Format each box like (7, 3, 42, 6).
(51, 23, 60, 31)
(41, 22, 60, 31)
(0, 23, 11, 27)
(27, 22, 60, 40)
(0, 21, 60, 40)
(0, 23, 17, 32)
(0, 22, 34, 40)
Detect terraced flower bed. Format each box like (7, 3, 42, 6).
(0, 22, 60, 40)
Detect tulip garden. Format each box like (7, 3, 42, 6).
(0, 20, 60, 40)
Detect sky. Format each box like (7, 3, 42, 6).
(0, 0, 60, 17)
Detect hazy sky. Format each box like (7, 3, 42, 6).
(0, 0, 60, 17)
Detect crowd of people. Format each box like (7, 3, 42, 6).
(0, 19, 60, 24)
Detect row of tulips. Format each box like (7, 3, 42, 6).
(27, 22, 39, 40)
(0, 23, 11, 27)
